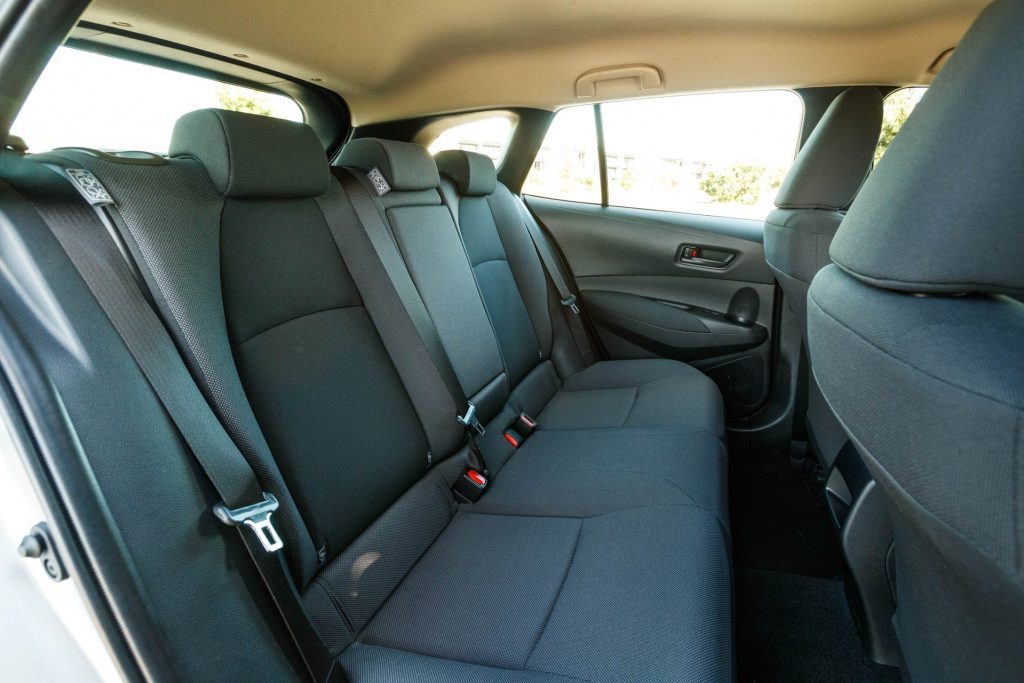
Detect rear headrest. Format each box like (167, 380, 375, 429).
(169, 109, 330, 199)
(434, 150, 497, 196)
(337, 138, 440, 191)
(774, 87, 883, 211)
(830, 0, 1024, 295)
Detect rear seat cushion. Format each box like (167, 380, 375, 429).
(475, 426, 728, 525)
(436, 149, 727, 438)
(344, 505, 732, 682)
(540, 358, 725, 437)
(59, 112, 734, 682)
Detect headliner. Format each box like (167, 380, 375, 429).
(81, 0, 990, 124)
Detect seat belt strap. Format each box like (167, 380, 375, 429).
(320, 170, 486, 471)
(24, 164, 342, 683)
(513, 198, 597, 366)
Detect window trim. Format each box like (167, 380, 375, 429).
(70, 21, 351, 157)
(594, 104, 609, 207)
(525, 90, 804, 218)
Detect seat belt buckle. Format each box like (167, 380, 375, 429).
(453, 469, 488, 504)
(560, 294, 580, 315)
(214, 493, 284, 553)
(457, 401, 485, 436)
(514, 412, 537, 439)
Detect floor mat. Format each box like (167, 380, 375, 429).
(729, 454, 846, 578)
(735, 569, 902, 683)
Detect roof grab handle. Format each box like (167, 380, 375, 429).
(575, 64, 663, 99)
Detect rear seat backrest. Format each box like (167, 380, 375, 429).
(337, 140, 510, 422)
(174, 112, 436, 568)
(47, 111, 445, 588)
(434, 149, 556, 387)
(23, 111, 736, 679)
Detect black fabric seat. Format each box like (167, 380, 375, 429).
(763, 87, 882, 467)
(341, 141, 725, 442)
(807, 0, 1024, 679)
(333, 140, 728, 515)
(41, 110, 733, 681)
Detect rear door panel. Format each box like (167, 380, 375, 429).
(527, 196, 776, 418)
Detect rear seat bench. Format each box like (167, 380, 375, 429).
(42, 110, 733, 682)
(334, 141, 728, 512)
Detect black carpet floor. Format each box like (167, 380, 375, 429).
(730, 451, 902, 682)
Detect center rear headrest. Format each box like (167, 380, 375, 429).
(829, 0, 1024, 296)
(774, 87, 883, 211)
(337, 138, 440, 191)
(434, 150, 497, 196)
(170, 109, 330, 199)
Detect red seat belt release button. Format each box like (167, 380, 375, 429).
(503, 429, 521, 449)
(453, 469, 488, 504)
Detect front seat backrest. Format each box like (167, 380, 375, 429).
(807, 0, 1024, 679)
(764, 86, 883, 344)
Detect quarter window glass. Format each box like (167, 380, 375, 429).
(11, 46, 303, 154)
(522, 106, 601, 204)
(601, 91, 803, 219)
(875, 87, 927, 164)
(427, 116, 513, 165)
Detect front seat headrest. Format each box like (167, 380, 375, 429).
(829, 0, 1024, 296)
(775, 87, 883, 212)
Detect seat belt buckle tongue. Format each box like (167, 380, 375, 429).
(561, 295, 580, 315)
(453, 469, 488, 504)
(457, 401, 485, 436)
(214, 493, 284, 553)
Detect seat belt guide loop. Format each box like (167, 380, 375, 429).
(214, 493, 284, 553)
(457, 401, 486, 436)
(561, 294, 581, 315)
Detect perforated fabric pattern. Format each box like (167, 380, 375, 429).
(809, 265, 1024, 568)
(340, 643, 581, 682)
(526, 506, 733, 682)
(170, 108, 330, 198)
(45, 149, 320, 582)
(361, 511, 584, 669)
(314, 180, 465, 458)
(312, 457, 462, 638)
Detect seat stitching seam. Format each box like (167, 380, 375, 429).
(1014, 413, 1022, 572)
(462, 501, 713, 521)
(355, 485, 458, 636)
(313, 573, 356, 639)
(348, 641, 589, 681)
(232, 304, 361, 347)
(621, 386, 640, 426)
(524, 521, 583, 669)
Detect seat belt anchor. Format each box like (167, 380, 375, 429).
(561, 295, 581, 315)
(214, 493, 284, 553)
(457, 401, 486, 436)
